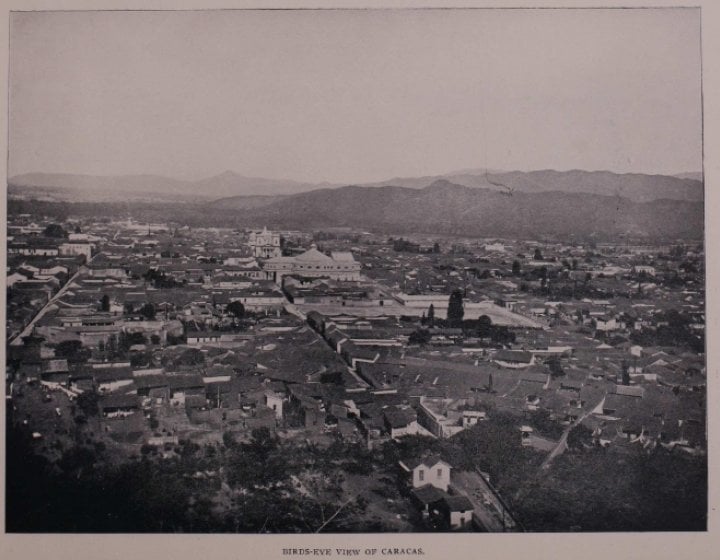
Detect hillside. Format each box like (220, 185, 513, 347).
(216, 179, 703, 239)
(364, 169, 704, 203)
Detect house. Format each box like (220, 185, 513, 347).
(185, 394, 208, 410)
(59, 242, 93, 259)
(301, 405, 325, 430)
(336, 417, 357, 439)
(40, 359, 70, 384)
(168, 375, 205, 405)
(416, 397, 467, 439)
(410, 485, 447, 517)
(383, 407, 420, 439)
(613, 384, 645, 398)
(520, 425, 534, 446)
(135, 374, 170, 399)
(461, 409, 487, 428)
(398, 455, 452, 491)
(186, 329, 222, 346)
(203, 364, 233, 384)
(633, 265, 656, 277)
(265, 391, 284, 420)
(68, 369, 95, 393)
(520, 371, 550, 389)
(7, 271, 31, 287)
(93, 367, 135, 393)
(100, 394, 140, 418)
(493, 350, 535, 369)
(559, 379, 584, 393)
(437, 495, 475, 530)
(598, 386, 644, 417)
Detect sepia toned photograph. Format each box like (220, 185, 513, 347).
(4, 6, 707, 538)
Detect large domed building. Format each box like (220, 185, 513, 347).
(262, 244, 361, 284)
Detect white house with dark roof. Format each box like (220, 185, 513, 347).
(398, 455, 452, 491)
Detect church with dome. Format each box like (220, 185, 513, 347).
(262, 244, 361, 284)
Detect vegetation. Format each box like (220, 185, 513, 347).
(408, 328, 432, 346)
(139, 303, 156, 320)
(446, 289, 464, 327)
(54, 340, 91, 364)
(43, 223, 68, 238)
(508, 449, 707, 532)
(226, 301, 245, 319)
(546, 356, 565, 378)
(76, 390, 100, 418)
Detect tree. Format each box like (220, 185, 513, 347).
(477, 315, 493, 337)
(512, 260, 521, 276)
(547, 356, 565, 377)
(100, 294, 110, 312)
(447, 289, 464, 327)
(533, 248, 543, 261)
(427, 304, 435, 327)
(227, 301, 245, 319)
(119, 331, 148, 353)
(222, 431, 237, 448)
(43, 224, 68, 238)
(76, 390, 100, 417)
(621, 360, 630, 386)
(175, 348, 205, 366)
(408, 329, 432, 346)
(320, 371, 344, 385)
(130, 352, 151, 368)
(106, 334, 118, 359)
(139, 303, 156, 320)
(54, 340, 91, 364)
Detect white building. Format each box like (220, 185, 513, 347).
(262, 244, 361, 283)
(248, 227, 282, 259)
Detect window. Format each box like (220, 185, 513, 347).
(418, 469, 424, 482)
(437, 468, 443, 479)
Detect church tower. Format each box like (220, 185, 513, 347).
(248, 226, 281, 259)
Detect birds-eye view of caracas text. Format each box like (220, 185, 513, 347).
(4, 168, 706, 533)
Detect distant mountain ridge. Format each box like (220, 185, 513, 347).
(8, 170, 703, 239)
(8, 171, 333, 201)
(9, 168, 703, 203)
(362, 169, 703, 203)
(213, 179, 703, 239)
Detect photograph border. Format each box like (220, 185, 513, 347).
(1, 1, 717, 559)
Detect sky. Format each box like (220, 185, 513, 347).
(9, 8, 702, 184)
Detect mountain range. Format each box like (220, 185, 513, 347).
(9, 168, 703, 203)
(7, 171, 326, 203)
(211, 179, 703, 239)
(7, 168, 704, 239)
(361, 169, 703, 203)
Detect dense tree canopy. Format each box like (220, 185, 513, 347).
(447, 289, 464, 327)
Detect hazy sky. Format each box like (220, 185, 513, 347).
(9, 8, 702, 183)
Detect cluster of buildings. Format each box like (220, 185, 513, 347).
(6, 217, 706, 532)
